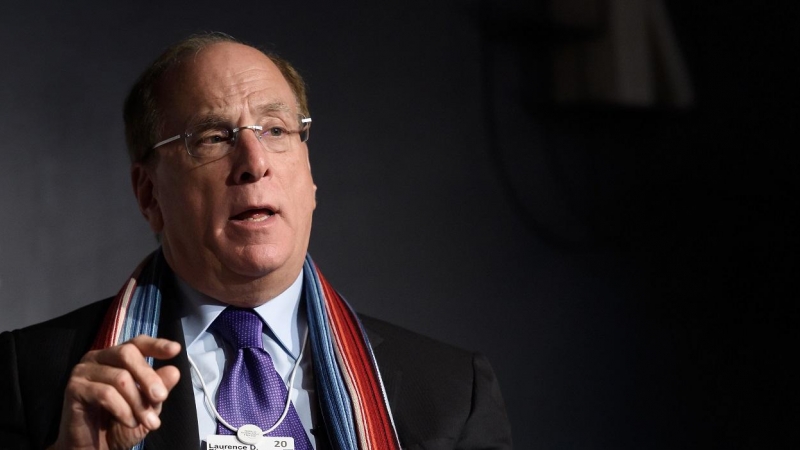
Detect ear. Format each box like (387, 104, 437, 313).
(312, 183, 317, 209)
(131, 162, 164, 233)
(306, 150, 317, 210)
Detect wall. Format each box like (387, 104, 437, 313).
(1, 1, 796, 448)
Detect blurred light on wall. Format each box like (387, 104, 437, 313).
(552, 0, 694, 108)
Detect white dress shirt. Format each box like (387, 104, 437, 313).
(176, 272, 317, 448)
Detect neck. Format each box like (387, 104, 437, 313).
(163, 251, 304, 308)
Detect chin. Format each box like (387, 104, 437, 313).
(221, 243, 297, 279)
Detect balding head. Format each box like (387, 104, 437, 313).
(123, 32, 309, 164)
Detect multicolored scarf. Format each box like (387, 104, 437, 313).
(92, 249, 401, 450)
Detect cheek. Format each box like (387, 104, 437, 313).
(144, 183, 165, 233)
(158, 174, 217, 235)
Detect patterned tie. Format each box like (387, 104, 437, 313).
(210, 307, 312, 449)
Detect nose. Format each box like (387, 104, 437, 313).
(230, 127, 269, 184)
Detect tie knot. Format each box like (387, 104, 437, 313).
(210, 308, 264, 349)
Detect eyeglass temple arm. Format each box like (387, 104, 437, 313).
(151, 134, 182, 150)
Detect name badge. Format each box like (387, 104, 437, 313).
(206, 434, 295, 450)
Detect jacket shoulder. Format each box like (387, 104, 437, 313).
(8, 298, 113, 364)
(358, 314, 513, 449)
(0, 298, 113, 449)
(358, 314, 475, 368)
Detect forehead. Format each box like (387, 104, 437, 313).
(157, 42, 297, 125)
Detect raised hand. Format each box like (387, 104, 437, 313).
(50, 335, 181, 450)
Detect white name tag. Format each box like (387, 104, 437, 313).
(206, 435, 295, 450)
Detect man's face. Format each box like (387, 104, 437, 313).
(133, 42, 316, 305)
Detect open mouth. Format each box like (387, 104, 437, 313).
(230, 208, 275, 222)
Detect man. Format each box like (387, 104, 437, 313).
(0, 32, 512, 450)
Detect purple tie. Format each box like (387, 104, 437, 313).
(210, 307, 312, 449)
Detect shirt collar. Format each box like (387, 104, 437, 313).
(178, 270, 306, 358)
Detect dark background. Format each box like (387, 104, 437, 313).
(1, 1, 797, 448)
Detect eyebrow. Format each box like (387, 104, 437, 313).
(186, 102, 295, 128)
(190, 113, 229, 127)
(253, 102, 293, 116)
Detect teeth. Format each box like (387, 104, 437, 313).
(232, 208, 274, 221)
(244, 212, 272, 222)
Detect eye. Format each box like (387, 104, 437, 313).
(257, 116, 292, 139)
(193, 126, 232, 146)
(265, 126, 288, 138)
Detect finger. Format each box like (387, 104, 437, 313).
(142, 365, 182, 420)
(91, 342, 166, 404)
(83, 336, 180, 366)
(66, 375, 138, 428)
(72, 362, 161, 430)
(156, 365, 181, 393)
(91, 338, 181, 404)
(128, 335, 182, 360)
(107, 420, 151, 450)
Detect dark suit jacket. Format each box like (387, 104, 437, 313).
(0, 284, 512, 449)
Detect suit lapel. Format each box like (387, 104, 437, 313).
(362, 320, 403, 417)
(363, 322, 406, 432)
(364, 325, 384, 349)
(146, 277, 200, 450)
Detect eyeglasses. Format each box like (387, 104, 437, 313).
(151, 115, 312, 159)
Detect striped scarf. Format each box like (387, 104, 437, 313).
(93, 249, 401, 450)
